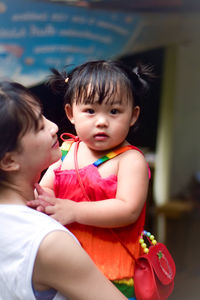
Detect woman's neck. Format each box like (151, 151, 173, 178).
(0, 182, 34, 205)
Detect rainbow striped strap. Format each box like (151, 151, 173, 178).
(60, 140, 74, 161)
(93, 145, 138, 167)
(93, 144, 151, 178)
(60, 133, 80, 161)
(59, 135, 150, 178)
(60, 140, 141, 167)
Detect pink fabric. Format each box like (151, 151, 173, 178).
(54, 153, 146, 280)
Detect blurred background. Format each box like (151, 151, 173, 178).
(0, 1, 199, 298)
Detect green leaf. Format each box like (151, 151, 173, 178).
(157, 251, 163, 259)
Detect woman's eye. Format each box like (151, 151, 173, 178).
(39, 124, 45, 131)
(38, 120, 45, 131)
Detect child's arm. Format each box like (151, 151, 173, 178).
(28, 160, 61, 210)
(32, 150, 149, 228)
(39, 159, 61, 195)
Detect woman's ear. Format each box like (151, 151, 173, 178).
(130, 106, 140, 127)
(0, 152, 20, 172)
(64, 104, 75, 125)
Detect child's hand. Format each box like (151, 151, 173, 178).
(32, 196, 77, 225)
(27, 183, 52, 212)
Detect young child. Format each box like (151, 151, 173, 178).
(28, 60, 153, 299)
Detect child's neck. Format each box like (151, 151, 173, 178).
(83, 140, 128, 157)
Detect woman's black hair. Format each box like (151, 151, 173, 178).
(0, 81, 41, 161)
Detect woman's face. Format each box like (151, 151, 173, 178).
(16, 113, 61, 179)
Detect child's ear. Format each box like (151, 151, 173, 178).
(0, 152, 20, 172)
(130, 106, 140, 127)
(64, 104, 75, 125)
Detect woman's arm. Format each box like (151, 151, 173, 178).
(33, 230, 127, 300)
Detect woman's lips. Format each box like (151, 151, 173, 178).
(52, 140, 59, 148)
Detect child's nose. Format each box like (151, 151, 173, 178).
(95, 115, 108, 127)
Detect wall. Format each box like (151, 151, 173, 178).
(154, 42, 200, 205)
(170, 41, 200, 196)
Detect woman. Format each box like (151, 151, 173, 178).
(0, 81, 127, 300)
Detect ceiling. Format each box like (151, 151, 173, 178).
(0, 0, 199, 85)
(45, 0, 200, 12)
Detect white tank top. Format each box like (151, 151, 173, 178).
(0, 204, 78, 300)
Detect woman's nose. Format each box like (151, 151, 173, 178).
(48, 120, 58, 135)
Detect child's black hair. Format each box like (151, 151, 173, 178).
(48, 60, 153, 104)
(47, 60, 154, 129)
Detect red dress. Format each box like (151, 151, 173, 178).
(54, 141, 149, 281)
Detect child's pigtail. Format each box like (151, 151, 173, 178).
(47, 68, 69, 97)
(129, 63, 155, 130)
(132, 64, 155, 96)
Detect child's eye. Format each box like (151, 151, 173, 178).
(86, 108, 95, 114)
(110, 108, 119, 115)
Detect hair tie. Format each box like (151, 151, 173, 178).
(133, 67, 140, 80)
(65, 77, 69, 83)
(136, 71, 140, 79)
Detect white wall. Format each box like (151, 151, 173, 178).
(154, 42, 200, 204)
(170, 42, 200, 196)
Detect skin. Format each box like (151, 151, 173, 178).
(28, 93, 149, 228)
(1, 108, 127, 299)
(33, 231, 128, 299)
(0, 114, 60, 204)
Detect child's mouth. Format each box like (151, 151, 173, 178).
(94, 133, 108, 140)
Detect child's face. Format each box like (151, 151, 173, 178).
(65, 96, 140, 151)
(16, 113, 61, 178)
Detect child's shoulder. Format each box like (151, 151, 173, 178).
(120, 145, 146, 162)
(48, 158, 62, 171)
(118, 145, 150, 176)
(117, 143, 144, 158)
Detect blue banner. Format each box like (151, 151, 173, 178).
(0, 0, 140, 85)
